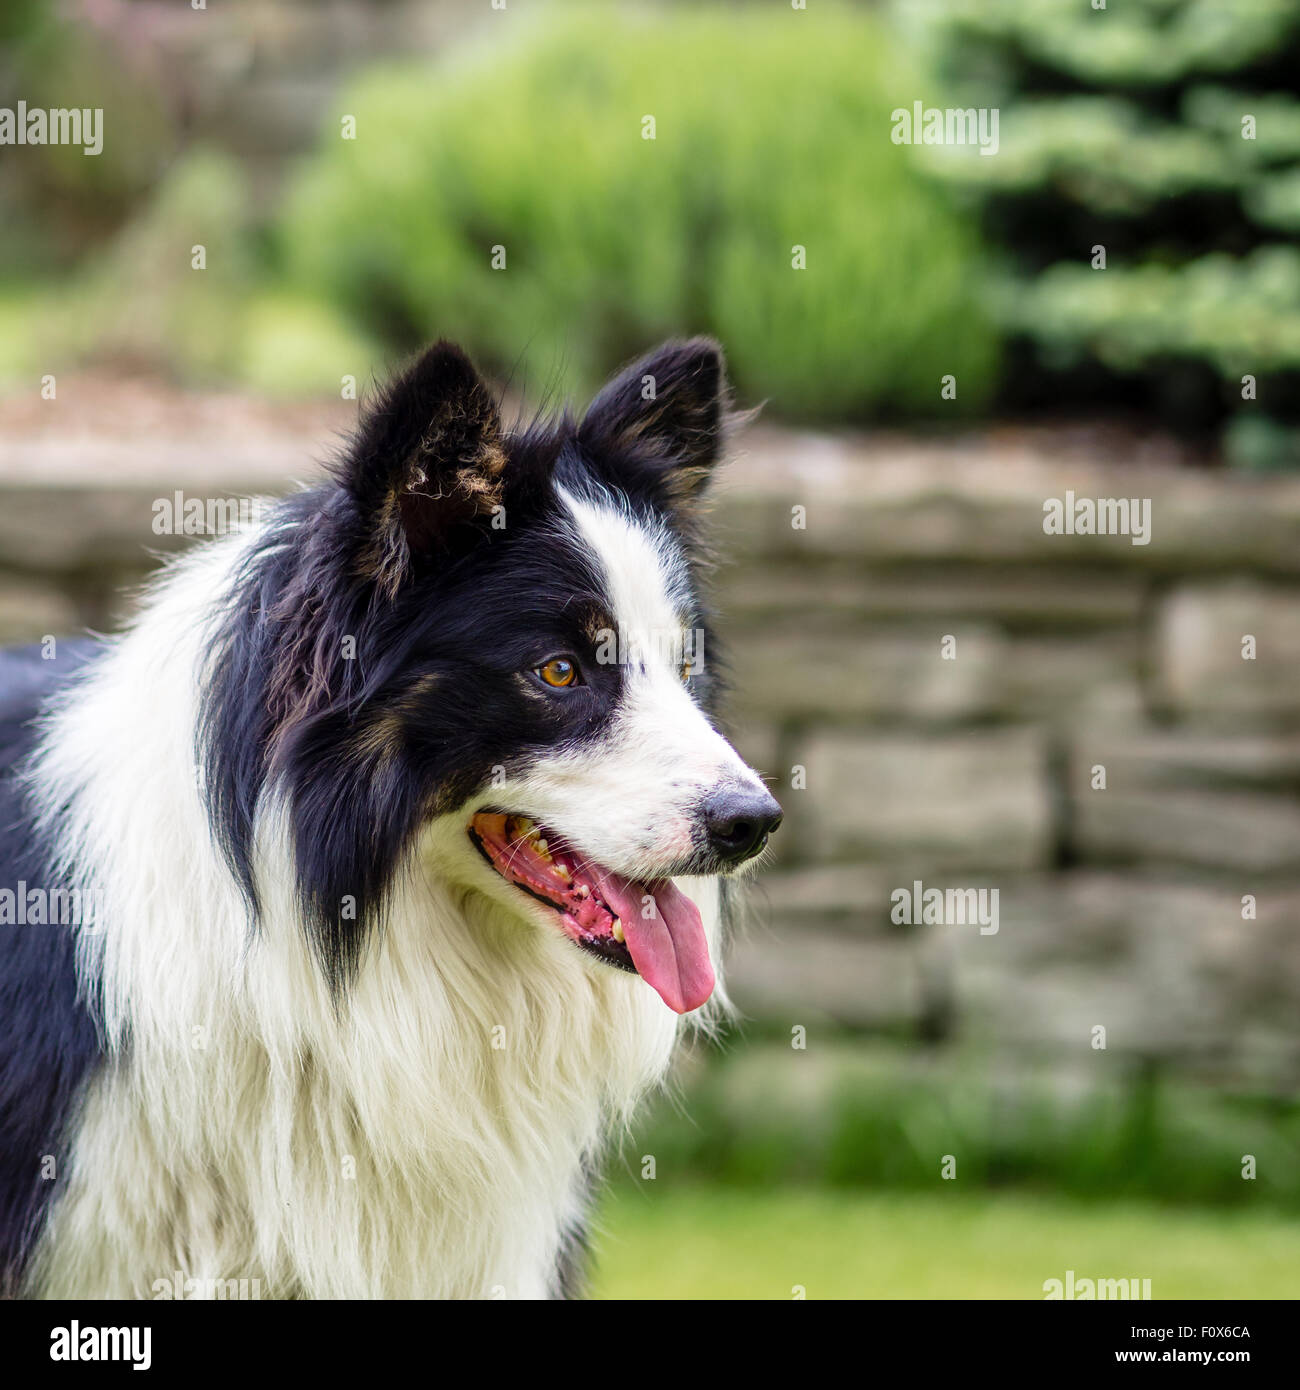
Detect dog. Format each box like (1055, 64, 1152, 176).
(0, 338, 781, 1298)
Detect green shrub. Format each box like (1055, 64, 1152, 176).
(278, 3, 998, 420)
(990, 248, 1300, 378)
(906, 0, 1300, 466)
(634, 1040, 1300, 1210)
(0, 10, 179, 272)
(0, 150, 380, 394)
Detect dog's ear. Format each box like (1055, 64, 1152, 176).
(343, 341, 506, 594)
(578, 338, 733, 504)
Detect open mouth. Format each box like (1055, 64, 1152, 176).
(468, 811, 714, 1015)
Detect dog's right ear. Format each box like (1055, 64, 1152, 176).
(578, 338, 733, 508)
(342, 341, 506, 595)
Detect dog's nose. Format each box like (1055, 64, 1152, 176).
(701, 786, 783, 866)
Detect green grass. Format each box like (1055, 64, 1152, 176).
(590, 1185, 1300, 1299)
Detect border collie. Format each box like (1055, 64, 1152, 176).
(0, 338, 781, 1299)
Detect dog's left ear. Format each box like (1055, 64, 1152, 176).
(343, 341, 506, 594)
(578, 338, 733, 504)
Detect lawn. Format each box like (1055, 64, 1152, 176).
(590, 1185, 1300, 1300)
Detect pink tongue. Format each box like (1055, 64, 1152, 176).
(588, 868, 715, 1014)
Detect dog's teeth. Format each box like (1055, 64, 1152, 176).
(508, 815, 543, 847)
(612, 917, 624, 943)
(554, 864, 571, 883)
(575, 884, 589, 899)
(535, 838, 548, 854)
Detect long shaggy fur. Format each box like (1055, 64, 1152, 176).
(0, 338, 776, 1299)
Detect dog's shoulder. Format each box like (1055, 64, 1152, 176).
(0, 638, 105, 1295)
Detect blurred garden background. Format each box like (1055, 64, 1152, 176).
(2, 0, 1300, 1298)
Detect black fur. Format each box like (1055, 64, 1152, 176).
(199, 339, 734, 991)
(579, 336, 732, 509)
(0, 641, 104, 1295)
(550, 1152, 600, 1300)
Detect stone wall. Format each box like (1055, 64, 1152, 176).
(2, 394, 1298, 1092)
(718, 430, 1300, 1094)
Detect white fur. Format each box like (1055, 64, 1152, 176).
(500, 488, 768, 877)
(23, 492, 760, 1299)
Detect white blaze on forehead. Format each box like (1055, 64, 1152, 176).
(558, 487, 692, 660)
(497, 486, 766, 879)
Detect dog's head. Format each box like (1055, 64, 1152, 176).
(205, 339, 780, 1013)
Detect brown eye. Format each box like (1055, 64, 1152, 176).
(536, 656, 579, 688)
(681, 657, 692, 683)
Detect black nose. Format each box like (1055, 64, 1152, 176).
(701, 786, 783, 866)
